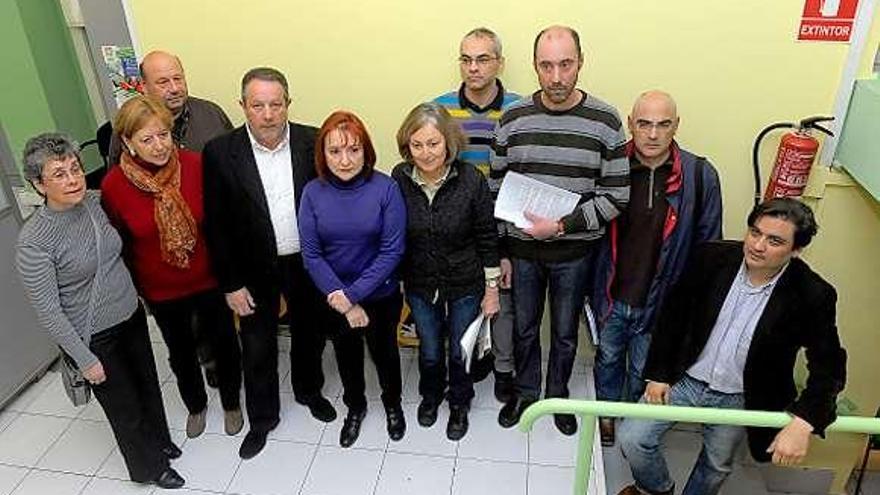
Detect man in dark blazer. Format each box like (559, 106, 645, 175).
(617, 198, 846, 495)
(203, 67, 335, 459)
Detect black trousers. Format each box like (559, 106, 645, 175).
(237, 253, 326, 432)
(323, 292, 403, 411)
(148, 289, 242, 414)
(89, 305, 171, 483)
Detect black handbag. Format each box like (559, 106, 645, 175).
(59, 203, 103, 407)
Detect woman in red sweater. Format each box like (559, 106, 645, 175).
(101, 95, 242, 439)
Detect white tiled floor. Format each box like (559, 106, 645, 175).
(0, 322, 585, 495)
(0, 318, 838, 495)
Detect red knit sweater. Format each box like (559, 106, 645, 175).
(101, 150, 217, 302)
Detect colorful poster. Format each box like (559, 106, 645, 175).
(101, 45, 143, 108)
(798, 0, 861, 42)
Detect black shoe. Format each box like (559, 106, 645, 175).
(498, 398, 534, 428)
(339, 408, 367, 448)
(447, 405, 469, 441)
(296, 395, 337, 423)
(554, 413, 577, 436)
(599, 417, 616, 447)
(161, 443, 182, 460)
(239, 430, 269, 459)
(153, 467, 185, 489)
(385, 405, 406, 441)
(417, 400, 439, 427)
(493, 371, 515, 403)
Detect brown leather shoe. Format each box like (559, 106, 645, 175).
(186, 408, 207, 439)
(224, 408, 244, 436)
(599, 417, 615, 446)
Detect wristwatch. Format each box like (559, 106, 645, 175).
(486, 278, 500, 289)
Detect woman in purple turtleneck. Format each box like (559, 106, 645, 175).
(298, 110, 407, 449)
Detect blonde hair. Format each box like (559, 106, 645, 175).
(113, 95, 174, 141)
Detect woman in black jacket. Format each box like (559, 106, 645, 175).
(391, 103, 500, 441)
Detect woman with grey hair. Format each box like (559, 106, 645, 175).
(391, 103, 500, 440)
(15, 132, 185, 489)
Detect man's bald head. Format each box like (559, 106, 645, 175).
(628, 90, 680, 167)
(140, 50, 188, 114)
(631, 90, 678, 119)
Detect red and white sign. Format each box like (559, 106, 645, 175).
(798, 0, 861, 42)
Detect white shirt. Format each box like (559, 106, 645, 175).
(246, 124, 299, 255)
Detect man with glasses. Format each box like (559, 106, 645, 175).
(592, 90, 722, 446)
(492, 26, 629, 435)
(434, 27, 520, 403)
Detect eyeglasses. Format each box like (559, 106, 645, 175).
(458, 55, 498, 67)
(43, 164, 84, 183)
(634, 119, 675, 132)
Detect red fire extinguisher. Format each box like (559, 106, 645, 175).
(752, 116, 834, 205)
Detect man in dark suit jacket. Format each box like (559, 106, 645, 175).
(203, 67, 335, 460)
(617, 198, 846, 495)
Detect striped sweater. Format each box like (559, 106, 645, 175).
(16, 191, 139, 371)
(490, 90, 630, 260)
(434, 81, 520, 176)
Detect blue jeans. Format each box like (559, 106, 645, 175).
(594, 301, 651, 403)
(618, 375, 746, 495)
(512, 254, 591, 401)
(407, 292, 481, 406)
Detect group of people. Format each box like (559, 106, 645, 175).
(14, 23, 846, 495)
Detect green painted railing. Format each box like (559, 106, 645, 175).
(518, 399, 880, 495)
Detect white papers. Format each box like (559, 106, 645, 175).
(460, 314, 492, 373)
(583, 297, 599, 346)
(494, 172, 580, 229)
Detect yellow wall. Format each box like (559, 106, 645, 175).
(129, 0, 858, 230)
(129, 1, 879, 491)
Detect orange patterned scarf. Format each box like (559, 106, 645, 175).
(119, 149, 197, 268)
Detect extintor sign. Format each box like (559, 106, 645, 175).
(798, 0, 861, 42)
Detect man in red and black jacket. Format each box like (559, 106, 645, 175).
(592, 91, 723, 445)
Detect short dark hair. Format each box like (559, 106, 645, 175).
(240, 67, 290, 102)
(533, 26, 582, 61)
(747, 198, 818, 249)
(315, 110, 376, 180)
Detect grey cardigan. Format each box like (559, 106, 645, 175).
(16, 191, 138, 370)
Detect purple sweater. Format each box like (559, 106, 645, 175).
(298, 172, 406, 304)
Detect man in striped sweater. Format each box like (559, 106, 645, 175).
(434, 27, 520, 403)
(492, 26, 630, 435)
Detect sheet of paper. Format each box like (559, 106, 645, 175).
(460, 314, 484, 373)
(494, 172, 581, 228)
(584, 297, 599, 346)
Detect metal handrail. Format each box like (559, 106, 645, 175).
(518, 399, 880, 495)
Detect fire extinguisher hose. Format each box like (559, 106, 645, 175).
(752, 122, 796, 206)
